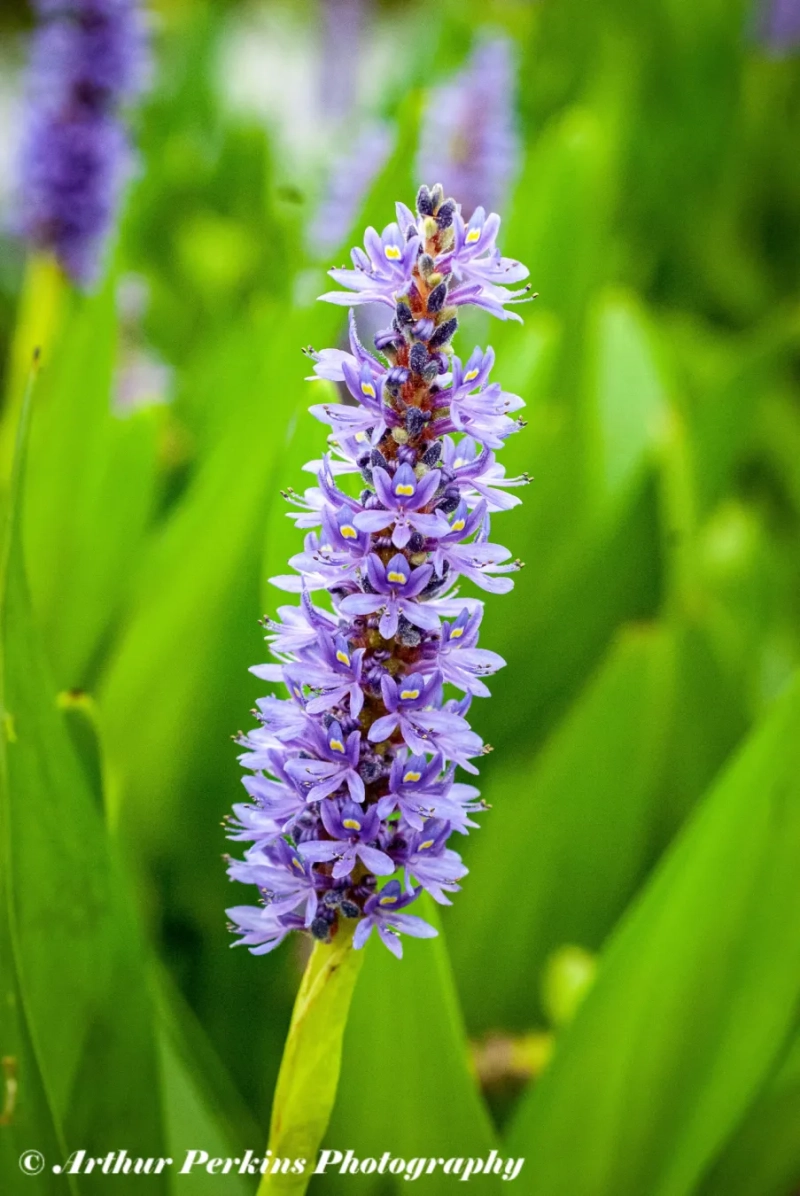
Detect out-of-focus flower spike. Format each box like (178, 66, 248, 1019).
(17, 0, 150, 287)
(416, 36, 520, 221)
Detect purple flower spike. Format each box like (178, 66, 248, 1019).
(226, 184, 531, 958)
(416, 36, 520, 222)
(759, 0, 800, 52)
(17, 0, 150, 287)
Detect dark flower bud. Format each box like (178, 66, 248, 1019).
(358, 759, 383, 784)
(409, 343, 429, 375)
(419, 253, 436, 278)
(422, 361, 440, 383)
(421, 564, 450, 597)
(436, 199, 456, 229)
(416, 185, 434, 216)
(395, 300, 414, 327)
(427, 281, 448, 313)
(430, 184, 445, 210)
(370, 449, 389, 471)
(436, 488, 461, 514)
(361, 465, 373, 485)
(311, 916, 333, 941)
(429, 317, 458, 350)
(405, 407, 427, 437)
(340, 900, 361, 920)
(422, 442, 442, 466)
(407, 531, 425, 553)
(397, 615, 422, 647)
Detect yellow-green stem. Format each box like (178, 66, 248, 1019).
(257, 922, 365, 1195)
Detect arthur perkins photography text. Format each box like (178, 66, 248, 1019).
(29, 1148, 525, 1183)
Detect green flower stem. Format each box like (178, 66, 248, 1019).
(258, 922, 365, 1195)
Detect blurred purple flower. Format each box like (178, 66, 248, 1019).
(416, 36, 520, 221)
(308, 121, 394, 257)
(318, 0, 367, 123)
(759, 0, 800, 50)
(18, 0, 149, 286)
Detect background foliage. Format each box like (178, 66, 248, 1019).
(2, 0, 800, 1192)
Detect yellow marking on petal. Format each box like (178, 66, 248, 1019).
(403, 770, 422, 783)
(336, 650, 350, 665)
(400, 689, 420, 700)
(291, 857, 305, 872)
(466, 227, 481, 244)
(330, 738, 345, 753)
(361, 382, 376, 398)
(395, 483, 414, 496)
(420, 839, 435, 850)
(379, 894, 398, 905)
(451, 518, 465, 532)
(342, 818, 361, 831)
(384, 245, 402, 261)
(355, 431, 367, 442)
(450, 627, 464, 639)
(387, 570, 407, 584)
(464, 368, 479, 382)
(340, 524, 358, 539)
(454, 457, 466, 468)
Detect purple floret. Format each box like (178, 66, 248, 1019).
(226, 183, 531, 958)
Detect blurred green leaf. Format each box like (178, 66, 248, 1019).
(481, 471, 662, 754)
(697, 1028, 800, 1196)
(22, 279, 160, 689)
(583, 290, 668, 510)
(506, 675, 800, 1196)
(0, 371, 166, 1186)
(451, 624, 673, 1033)
(154, 967, 260, 1196)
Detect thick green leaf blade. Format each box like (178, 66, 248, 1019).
(153, 968, 260, 1196)
(22, 279, 160, 688)
(450, 624, 673, 1033)
(506, 676, 800, 1196)
(0, 366, 167, 1188)
(697, 1029, 800, 1196)
(584, 290, 668, 510)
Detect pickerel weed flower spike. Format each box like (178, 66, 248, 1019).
(18, 0, 149, 286)
(416, 37, 520, 222)
(759, 0, 800, 51)
(226, 184, 531, 959)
